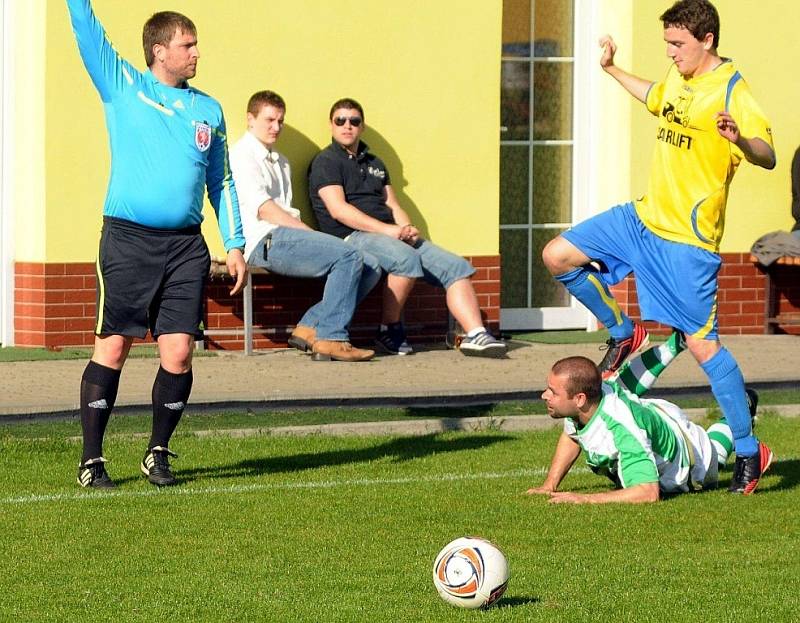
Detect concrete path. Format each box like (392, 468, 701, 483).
(2, 335, 797, 417)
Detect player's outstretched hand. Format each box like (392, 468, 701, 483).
(715, 111, 740, 143)
(599, 35, 617, 70)
(226, 248, 248, 296)
(547, 491, 588, 504)
(525, 485, 556, 496)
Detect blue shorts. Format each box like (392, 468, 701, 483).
(344, 232, 475, 289)
(563, 202, 721, 339)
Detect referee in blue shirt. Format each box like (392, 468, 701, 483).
(67, 0, 247, 488)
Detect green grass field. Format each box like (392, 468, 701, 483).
(506, 329, 614, 344)
(1, 410, 798, 622)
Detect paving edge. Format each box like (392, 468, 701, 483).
(7, 379, 800, 422)
(58, 405, 800, 442)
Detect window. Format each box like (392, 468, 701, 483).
(500, 0, 582, 329)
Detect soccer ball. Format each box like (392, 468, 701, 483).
(432, 536, 509, 609)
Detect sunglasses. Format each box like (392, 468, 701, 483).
(333, 116, 362, 127)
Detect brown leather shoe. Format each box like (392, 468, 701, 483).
(311, 340, 375, 362)
(288, 325, 316, 353)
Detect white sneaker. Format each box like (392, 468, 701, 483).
(459, 331, 507, 358)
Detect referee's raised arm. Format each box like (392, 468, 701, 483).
(66, 0, 134, 102)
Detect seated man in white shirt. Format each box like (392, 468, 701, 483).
(229, 91, 379, 361)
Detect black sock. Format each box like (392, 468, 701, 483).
(149, 367, 193, 449)
(80, 361, 122, 463)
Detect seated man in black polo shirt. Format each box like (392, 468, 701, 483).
(308, 97, 506, 358)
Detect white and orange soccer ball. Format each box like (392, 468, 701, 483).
(432, 536, 509, 609)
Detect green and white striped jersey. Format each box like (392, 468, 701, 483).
(564, 381, 717, 493)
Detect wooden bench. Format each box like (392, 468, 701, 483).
(749, 254, 800, 334)
(206, 257, 268, 355)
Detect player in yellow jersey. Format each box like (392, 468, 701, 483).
(541, 0, 775, 494)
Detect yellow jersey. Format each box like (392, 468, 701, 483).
(634, 60, 773, 252)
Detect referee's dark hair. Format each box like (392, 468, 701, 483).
(329, 98, 364, 121)
(660, 0, 721, 50)
(247, 91, 286, 116)
(551, 356, 603, 403)
(143, 11, 197, 67)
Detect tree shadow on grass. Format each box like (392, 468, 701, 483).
(754, 457, 800, 493)
(710, 458, 800, 495)
(657, 458, 800, 501)
(405, 404, 498, 420)
(180, 433, 515, 482)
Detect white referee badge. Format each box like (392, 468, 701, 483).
(194, 121, 212, 152)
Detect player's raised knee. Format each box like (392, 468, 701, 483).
(542, 235, 582, 275)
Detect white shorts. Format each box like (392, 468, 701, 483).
(647, 399, 718, 493)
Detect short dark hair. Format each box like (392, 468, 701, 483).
(329, 98, 364, 121)
(142, 11, 197, 67)
(247, 90, 286, 116)
(551, 356, 602, 402)
(660, 0, 720, 50)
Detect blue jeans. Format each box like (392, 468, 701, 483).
(344, 232, 474, 289)
(249, 227, 381, 341)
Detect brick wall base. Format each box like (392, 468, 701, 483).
(13, 256, 501, 350)
(607, 252, 789, 336)
(15, 262, 97, 348)
(757, 259, 800, 336)
(15, 253, 797, 348)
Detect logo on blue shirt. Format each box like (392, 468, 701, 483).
(195, 122, 211, 152)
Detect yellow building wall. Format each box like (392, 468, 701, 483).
(14, 2, 47, 262)
(27, 1, 793, 263)
(40, 0, 502, 263)
(628, 0, 798, 252)
(594, 0, 635, 218)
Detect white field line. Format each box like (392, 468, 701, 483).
(0, 466, 593, 507)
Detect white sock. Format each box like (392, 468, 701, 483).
(466, 327, 486, 338)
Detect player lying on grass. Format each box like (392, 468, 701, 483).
(527, 332, 771, 504)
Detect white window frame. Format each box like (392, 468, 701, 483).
(0, 0, 15, 346)
(499, 0, 598, 331)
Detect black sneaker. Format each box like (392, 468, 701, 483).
(77, 457, 116, 489)
(459, 330, 507, 358)
(746, 388, 759, 426)
(598, 323, 649, 380)
(728, 441, 774, 495)
(141, 446, 178, 486)
(375, 322, 413, 355)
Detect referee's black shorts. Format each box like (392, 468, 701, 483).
(95, 216, 211, 339)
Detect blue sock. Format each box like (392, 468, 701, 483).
(700, 347, 758, 457)
(556, 267, 633, 340)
